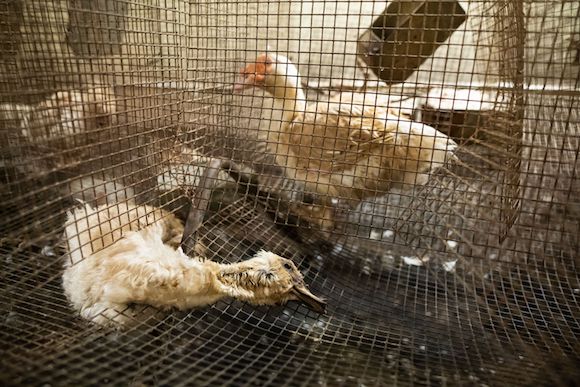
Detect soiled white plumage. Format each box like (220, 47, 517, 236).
(6, 87, 117, 148)
(235, 53, 458, 229)
(0, 88, 117, 180)
(62, 202, 325, 327)
(63, 201, 183, 267)
(35, 88, 116, 142)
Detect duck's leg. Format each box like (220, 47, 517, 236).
(180, 158, 226, 255)
(180, 155, 339, 248)
(180, 158, 294, 254)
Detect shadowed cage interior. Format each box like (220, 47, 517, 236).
(0, 0, 579, 385)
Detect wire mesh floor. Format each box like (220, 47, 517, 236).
(1, 0, 580, 385)
(1, 93, 579, 385)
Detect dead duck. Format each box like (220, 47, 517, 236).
(62, 202, 325, 327)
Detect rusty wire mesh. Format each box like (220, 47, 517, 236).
(1, 0, 579, 385)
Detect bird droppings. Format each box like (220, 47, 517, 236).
(158, 163, 204, 190)
(259, 336, 270, 346)
(4, 311, 20, 326)
(443, 260, 457, 272)
(157, 150, 231, 192)
(446, 240, 458, 249)
(381, 254, 395, 267)
(330, 198, 339, 205)
(281, 309, 292, 321)
(468, 374, 480, 382)
(383, 229, 394, 238)
(573, 288, 580, 294)
(362, 265, 371, 276)
(41, 245, 56, 257)
(332, 243, 344, 255)
(402, 256, 423, 266)
(369, 229, 382, 240)
(419, 345, 426, 351)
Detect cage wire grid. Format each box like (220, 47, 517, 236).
(0, 0, 579, 385)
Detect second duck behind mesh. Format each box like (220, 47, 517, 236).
(234, 52, 458, 230)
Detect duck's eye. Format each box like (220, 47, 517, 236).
(283, 262, 293, 271)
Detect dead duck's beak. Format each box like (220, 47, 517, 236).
(291, 284, 326, 314)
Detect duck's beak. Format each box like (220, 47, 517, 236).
(233, 68, 260, 93)
(291, 284, 327, 314)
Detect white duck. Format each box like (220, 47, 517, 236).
(20, 87, 116, 148)
(62, 201, 325, 327)
(234, 53, 458, 230)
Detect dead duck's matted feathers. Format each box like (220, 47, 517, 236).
(62, 203, 325, 327)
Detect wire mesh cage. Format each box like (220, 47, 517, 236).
(1, 0, 579, 385)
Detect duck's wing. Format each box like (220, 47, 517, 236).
(284, 97, 398, 173)
(388, 117, 458, 174)
(283, 93, 457, 193)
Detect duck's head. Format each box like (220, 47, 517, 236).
(233, 53, 301, 94)
(220, 250, 326, 313)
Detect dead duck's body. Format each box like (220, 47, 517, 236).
(62, 202, 325, 327)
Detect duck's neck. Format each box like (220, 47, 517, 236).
(267, 72, 307, 124)
(116, 257, 260, 311)
(210, 260, 261, 302)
